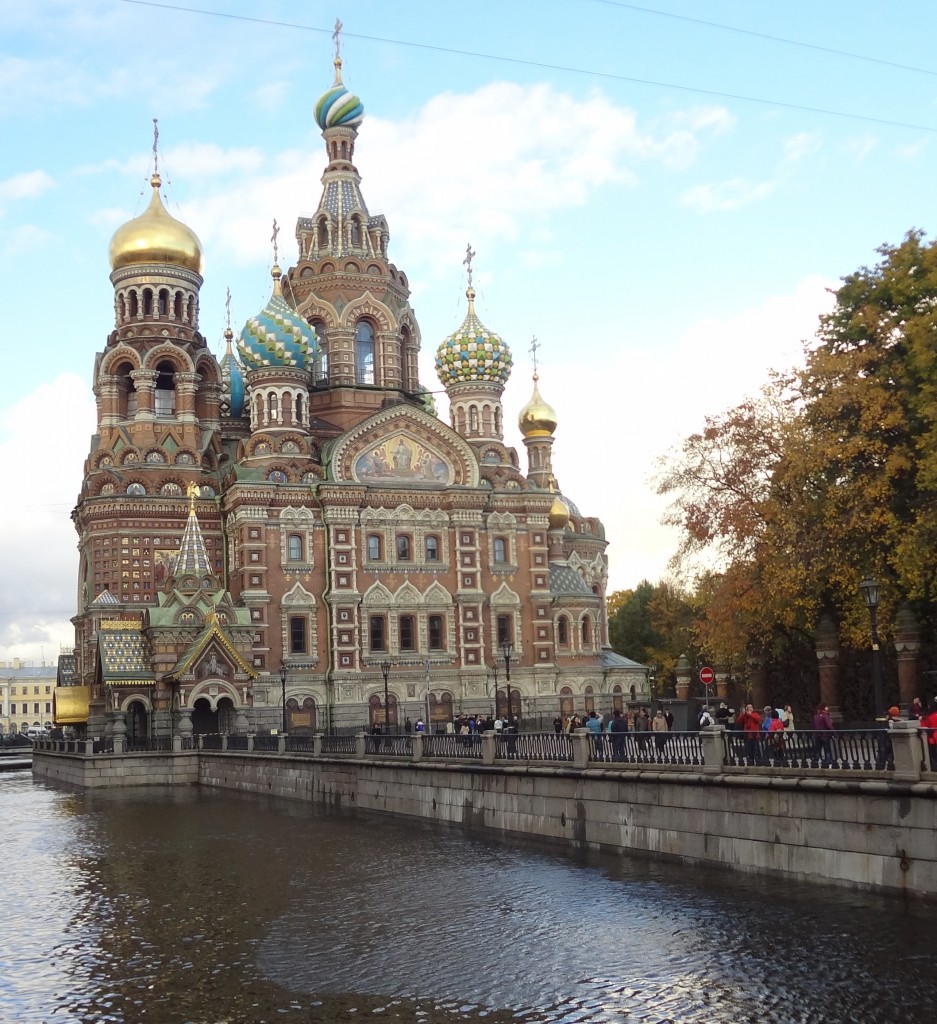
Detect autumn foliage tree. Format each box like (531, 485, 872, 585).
(660, 231, 937, 697)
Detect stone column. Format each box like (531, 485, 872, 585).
(814, 614, 842, 720)
(894, 605, 922, 709)
(174, 372, 200, 423)
(131, 369, 157, 421)
(746, 655, 769, 711)
(674, 655, 691, 702)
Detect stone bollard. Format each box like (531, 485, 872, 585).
(277, 735, 287, 755)
(113, 734, 125, 754)
(172, 735, 182, 752)
(313, 734, 323, 757)
(412, 733, 424, 762)
(84, 739, 94, 757)
(221, 734, 229, 752)
(355, 732, 367, 758)
(889, 720, 923, 781)
(699, 725, 726, 773)
(481, 730, 497, 765)
(246, 733, 255, 753)
(572, 728, 592, 768)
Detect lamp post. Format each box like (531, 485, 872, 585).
(278, 663, 288, 735)
(501, 640, 514, 726)
(380, 659, 392, 734)
(488, 662, 499, 718)
(859, 576, 885, 719)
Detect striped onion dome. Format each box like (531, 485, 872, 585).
(237, 267, 317, 371)
(435, 286, 512, 387)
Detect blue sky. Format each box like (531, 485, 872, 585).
(3, 0, 937, 664)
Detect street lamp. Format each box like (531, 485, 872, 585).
(488, 661, 499, 717)
(380, 659, 392, 734)
(501, 639, 514, 726)
(278, 663, 288, 735)
(859, 576, 885, 719)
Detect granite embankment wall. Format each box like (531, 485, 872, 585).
(195, 753, 936, 897)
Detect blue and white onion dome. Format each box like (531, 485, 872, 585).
(220, 327, 245, 417)
(435, 287, 512, 387)
(314, 56, 364, 130)
(237, 266, 318, 371)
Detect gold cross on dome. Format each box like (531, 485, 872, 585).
(152, 118, 159, 175)
(225, 286, 232, 330)
(529, 336, 540, 373)
(333, 18, 343, 60)
(463, 243, 476, 287)
(271, 219, 280, 265)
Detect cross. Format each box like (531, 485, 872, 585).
(225, 286, 231, 330)
(152, 117, 159, 175)
(463, 243, 475, 287)
(333, 18, 343, 61)
(529, 335, 540, 373)
(271, 218, 279, 265)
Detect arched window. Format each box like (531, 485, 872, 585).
(557, 617, 568, 645)
(287, 535, 303, 561)
(582, 617, 591, 645)
(268, 392, 278, 423)
(174, 292, 183, 319)
(350, 218, 360, 245)
(493, 537, 507, 564)
(311, 321, 328, 382)
(318, 219, 328, 248)
(158, 288, 169, 315)
(129, 291, 138, 318)
(154, 361, 175, 417)
(469, 406, 479, 433)
(295, 392, 305, 425)
(143, 288, 153, 316)
(355, 320, 375, 385)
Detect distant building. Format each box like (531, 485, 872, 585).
(0, 664, 56, 735)
(69, 42, 648, 739)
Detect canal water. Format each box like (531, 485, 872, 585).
(3, 771, 935, 1024)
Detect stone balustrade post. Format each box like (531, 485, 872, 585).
(221, 735, 228, 752)
(412, 733, 424, 762)
(572, 728, 591, 768)
(113, 734, 125, 754)
(84, 739, 94, 756)
(313, 735, 323, 756)
(889, 720, 923, 781)
(699, 725, 726, 773)
(172, 735, 182, 752)
(481, 730, 496, 765)
(246, 733, 255, 753)
(277, 735, 287, 754)
(355, 732, 367, 757)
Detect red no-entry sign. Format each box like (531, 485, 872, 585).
(699, 666, 715, 685)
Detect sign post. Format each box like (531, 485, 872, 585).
(699, 666, 715, 709)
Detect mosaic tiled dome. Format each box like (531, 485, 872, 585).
(315, 62, 364, 130)
(237, 268, 318, 371)
(220, 328, 246, 417)
(435, 287, 512, 387)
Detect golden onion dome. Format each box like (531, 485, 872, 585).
(109, 173, 203, 274)
(548, 493, 570, 530)
(518, 373, 558, 438)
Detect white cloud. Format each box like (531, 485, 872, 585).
(784, 131, 822, 162)
(0, 224, 54, 264)
(0, 169, 55, 202)
(0, 375, 95, 664)
(680, 177, 775, 213)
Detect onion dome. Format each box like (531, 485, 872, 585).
(314, 56, 364, 129)
(435, 287, 512, 386)
(220, 327, 245, 418)
(548, 493, 570, 530)
(237, 266, 318, 370)
(518, 372, 558, 438)
(109, 173, 203, 274)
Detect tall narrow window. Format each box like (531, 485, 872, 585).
(497, 614, 512, 647)
(428, 614, 444, 651)
(367, 534, 382, 561)
(311, 321, 328, 382)
(425, 536, 440, 562)
(154, 361, 175, 417)
(582, 617, 591, 645)
(399, 614, 416, 651)
(355, 320, 375, 384)
(493, 537, 507, 564)
(370, 615, 386, 652)
(396, 535, 412, 561)
(557, 617, 568, 645)
(289, 616, 307, 654)
(287, 535, 303, 561)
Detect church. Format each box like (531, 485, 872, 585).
(62, 38, 647, 739)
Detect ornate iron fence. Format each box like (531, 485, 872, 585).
(124, 736, 173, 752)
(588, 730, 705, 767)
(321, 734, 357, 755)
(227, 735, 249, 751)
(364, 734, 413, 756)
(285, 735, 314, 753)
(252, 735, 279, 752)
(724, 729, 895, 770)
(422, 733, 483, 760)
(503, 731, 573, 762)
(202, 734, 224, 751)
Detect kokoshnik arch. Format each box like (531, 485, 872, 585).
(64, 37, 647, 740)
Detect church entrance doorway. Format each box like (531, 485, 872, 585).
(191, 697, 218, 735)
(217, 697, 235, 734)
(127, 700, 148, 744)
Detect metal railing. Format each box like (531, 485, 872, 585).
(500, 731, 573, 762)
(321, 734, 357, 755)
(364, 734, 413, 756)
(724, 729, 895, 770)
(124, 736, 173, 753)
(285, 735, 314, 753)
(253, 734, 280, 752)
(227, 735, 249, 751)
(422, 733, 483, 760)
(202, 734, 224, 751)
(589, 731, 705, 767)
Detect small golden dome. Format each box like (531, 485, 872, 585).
(518, 373, 557, 438)
(109, 173, 203, 274)
(548, 493, 570, 529)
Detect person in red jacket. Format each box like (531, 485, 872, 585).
(920, 699, 937, 771)
(735, 703, 763, 765)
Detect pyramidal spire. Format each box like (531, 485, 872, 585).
(172, 484, 212, 579)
